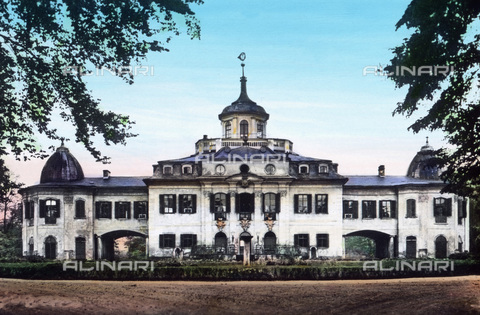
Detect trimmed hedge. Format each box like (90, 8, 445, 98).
(0, 260, 479, 281)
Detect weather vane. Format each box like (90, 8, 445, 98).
(238, 52, 246, 76)
(238, 52, 246, 62)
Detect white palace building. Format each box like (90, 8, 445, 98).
(20, 63, 470, 261)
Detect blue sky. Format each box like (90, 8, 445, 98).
(7, 0, 444, 185)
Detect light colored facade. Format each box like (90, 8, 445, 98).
(20, 66, 469, 260)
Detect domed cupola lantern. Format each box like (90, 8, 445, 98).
(406, 137, 441, 180)
(218, 53, 269, 140)
(40, 140, 85, 183)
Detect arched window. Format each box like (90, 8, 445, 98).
(264, 231, 276, 254)
(75, 199, 85, 218)
(28, 237, 34, 256)
(406, 236, 416, 258)
(225, 121, 232, 138)
(75, 237, 86, 260)
(240, 120, 249, 138)
(44, 236, 57, 259)
(214, 232, 227, 253)
(435, 235, 447, 258)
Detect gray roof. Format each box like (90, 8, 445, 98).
(30, 176, 147, 188)
(345, 175, 444, 187)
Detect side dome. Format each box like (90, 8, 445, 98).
(406, 140, 441, 180)
(40, 146, 85, 183)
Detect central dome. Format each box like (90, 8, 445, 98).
(218, 68, 269, 121)
(40, 146, 85, 183)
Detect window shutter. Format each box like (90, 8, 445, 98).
(262, 194, 265, 213)
(391, 201, 397, 218)
(192, 195, 197, 214)
(159, 234, 164, 248)
(115, 202, 120, 218)
(95, 202, 100, 218)
(307, 195, 312, 213)
(54, 199, 60, 218)
(325, 195, 329, 214)
(353, 201, 358, 219)
(463, 200, 467, 218)
(235, 194, 240, 213)
(133, 202, 139, 218)
(226, 194, 231, 213)
(192, 234, 197, 247)
(159, 195, 165, 214)
(172, 195, 177, 214)
(210, 194, 215, 213)
(127, 202, 131, 219)
(294, 234, 299, 247)
(446, 198, 452, 216)
(250, 194, 255, 213)
(326, 235, 329, 248)
(294, 195, 299, 213)
(276, 193, 281, 213)
(107, 202, 112, 218)
(39, 200, 46, 218)
(178, 194, 185, 213)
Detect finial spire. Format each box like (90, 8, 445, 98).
(426, 136, 429, 145)
(60, 137, 65, 146)
(232, 52, 255, 105)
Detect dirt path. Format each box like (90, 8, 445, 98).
(0, 276, 479, 314)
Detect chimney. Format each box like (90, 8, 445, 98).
(378, 165, 385, 177)
(103, 170, 111, 180)
(203, 135, 208, 140)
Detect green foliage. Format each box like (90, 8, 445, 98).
(125, 236, 146, 259)
(0, 259, 478, 280)
(387, 0, 480, 196)
(345, 236, 375, 258)
(0, 225, 22, 261)
(0, 0, 202, 164)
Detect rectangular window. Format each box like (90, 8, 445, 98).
(343, 200, 358, 219)
(406, 199, 416, 218)
(316, 234, 329, 248)
(211, 193, 230, 220)
(40, 199, 60, 224)
(379, 200, 397, 219)
(75, 200, 86, 218)
(294, 194, 312, 213)
(315, 194, 328, 214)
(263, 193, 280, 220)
(159, 234, 176, 248)
(95, 202, 112, 219)
(458, 199, 467, 225)
(115, 202, 131, 219)
(180, 234, 197, 248)
(434, 197, 451, 223)
(179, 195, 196, 214)
(294, 234, 309, 247)
(257, 123, 264, 138)
(160, 194, 176, 214)
(134, 201, 148, 219)
(25, 201, 34, 219)
(362, 200, 376, 219)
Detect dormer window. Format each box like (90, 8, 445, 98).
(299, 164, 309, 174)
(319, 165, 328, 174)
(225, 121, 232, 138)
(182, 165, 192, 175)
(163, 165, 172, 175)
(240, 120, 249, 138)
